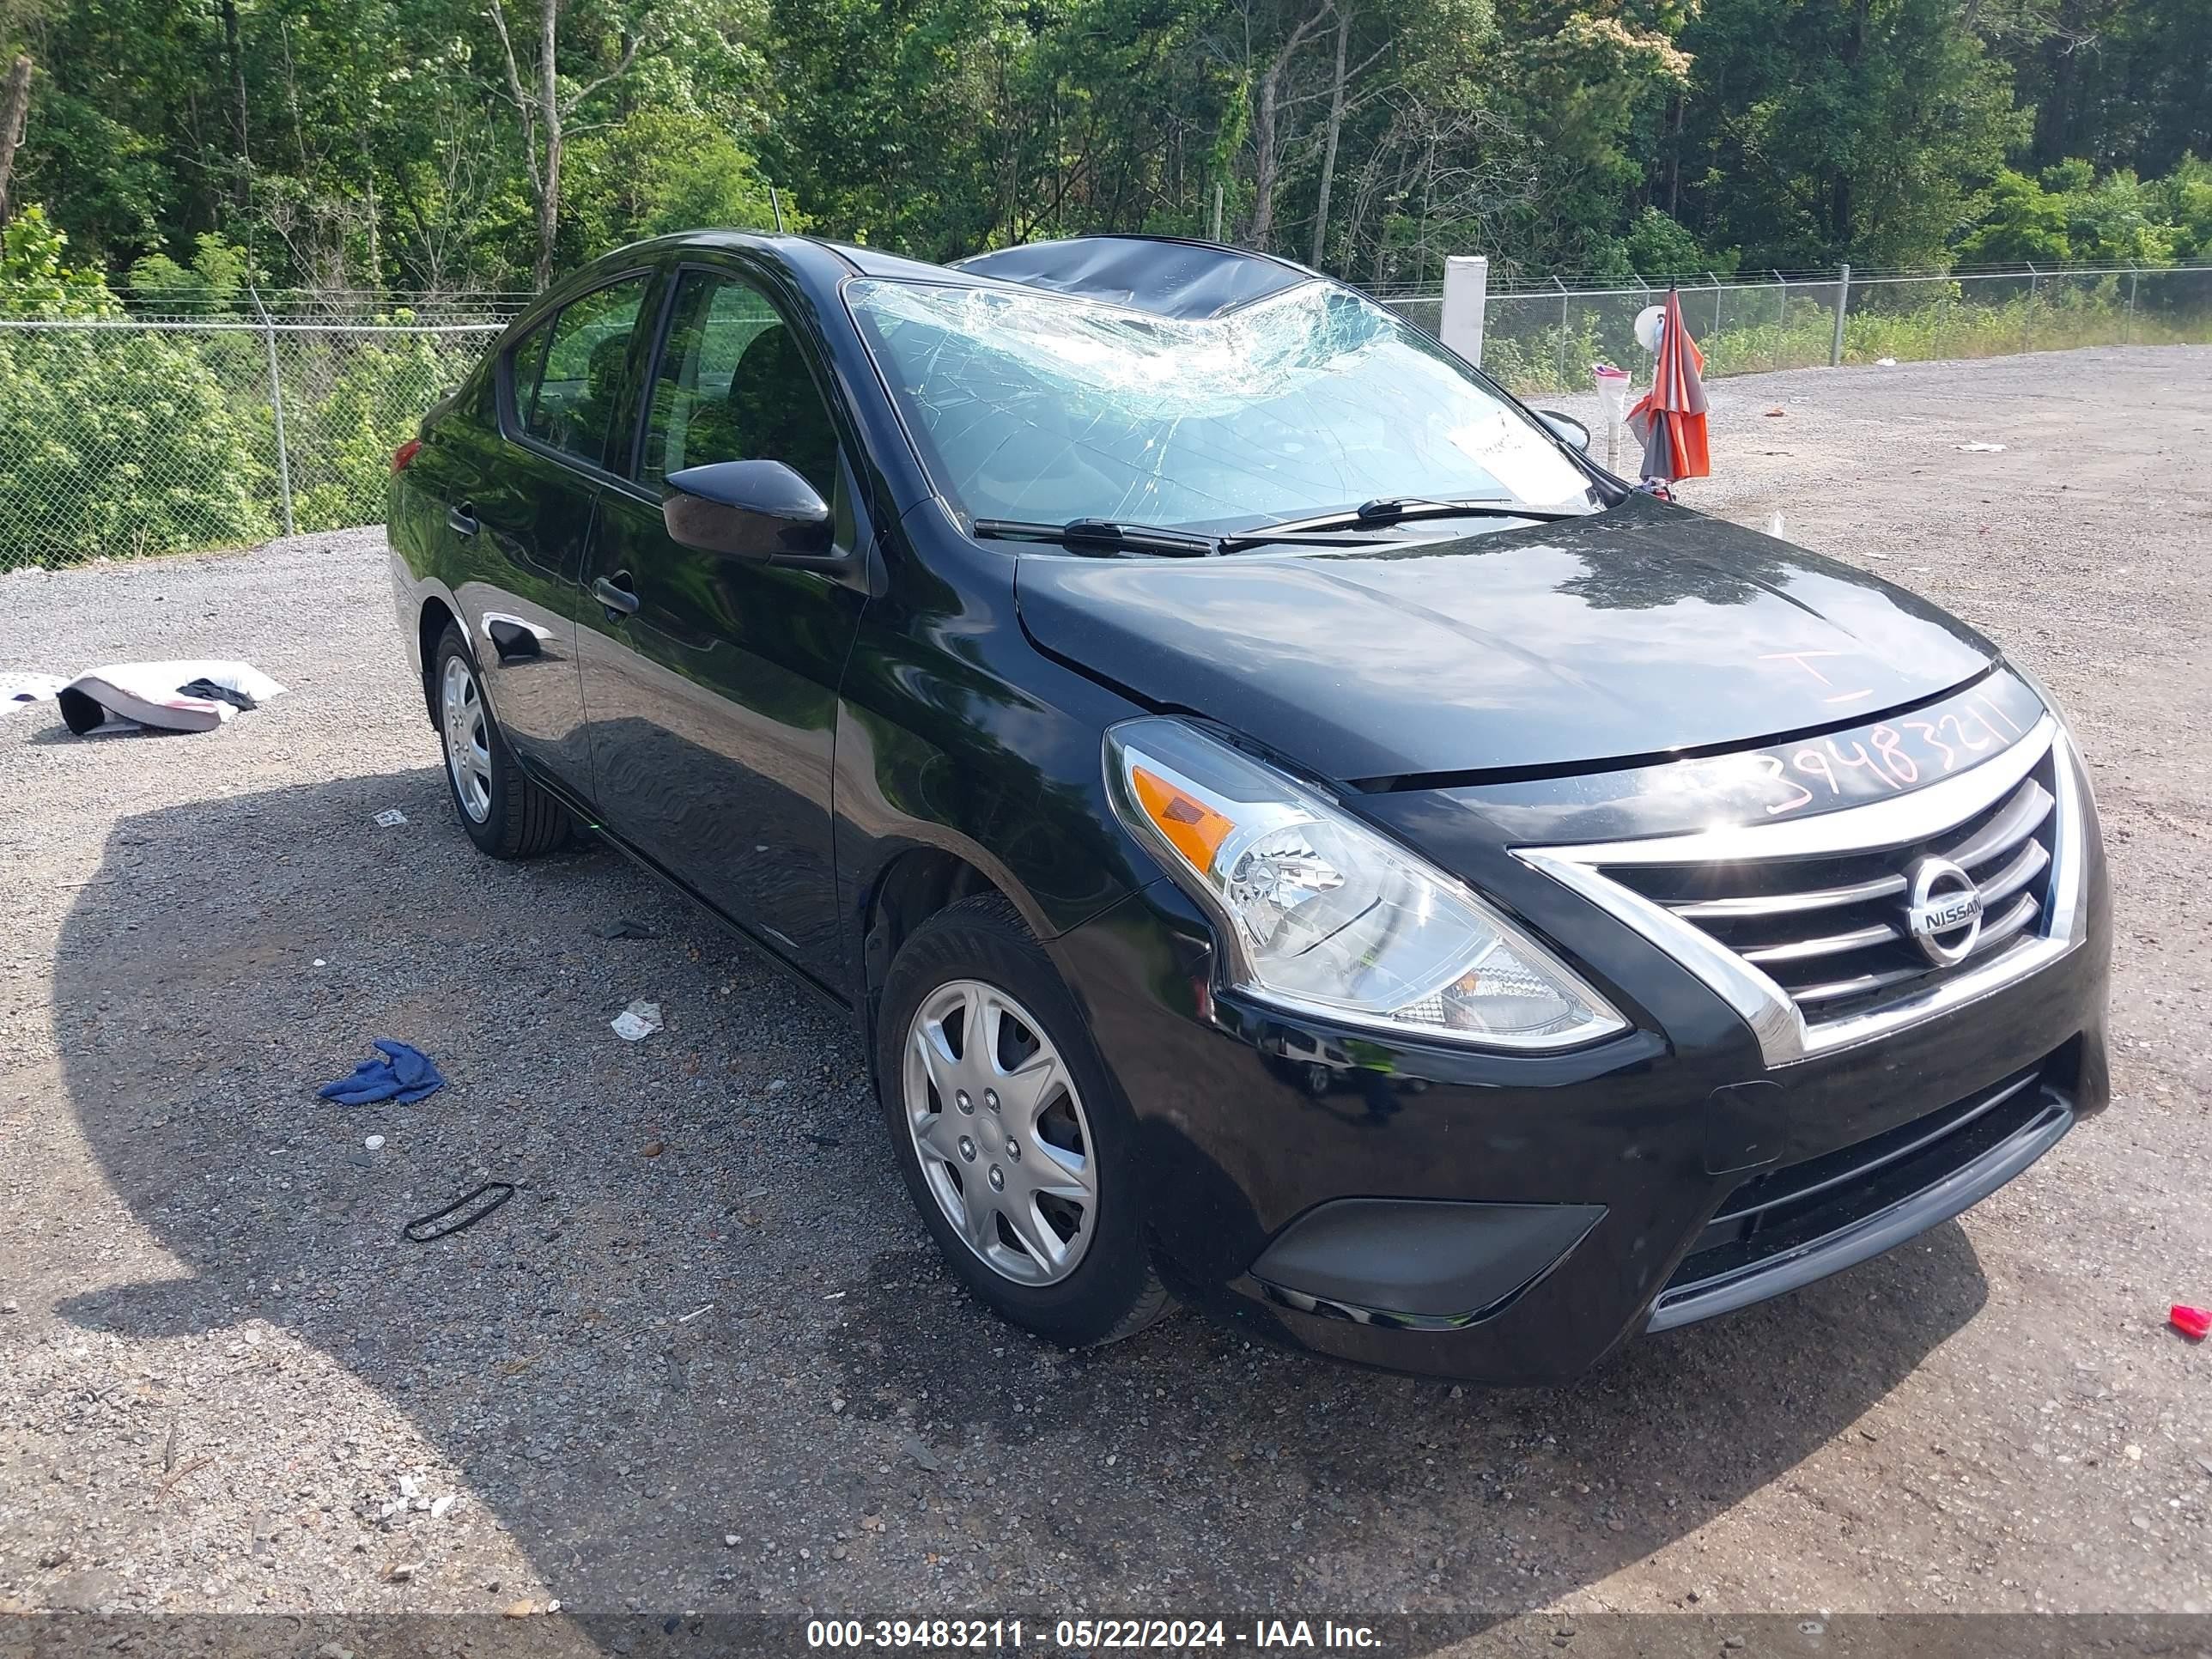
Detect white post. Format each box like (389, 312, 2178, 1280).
(1439, 254, 1488, 367)
(1830, 263, 1850, 368)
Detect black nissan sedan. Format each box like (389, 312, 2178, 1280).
(387, 231, 2110, 1383)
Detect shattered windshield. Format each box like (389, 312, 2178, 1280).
(845, 277, 1599, 533)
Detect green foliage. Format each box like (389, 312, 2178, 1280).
(1486, 0, 1692, 273)
(16, 84, 173, 259)
(1479, 270, 2212, 398)
(1476, 310, 1611, 397)
(0, 206, 119, 318)
(4, 0, 2212, 568)
(287, 334, 460, 530)
(0, 211, 268, 563)
(0, 326, 272, 564)
(763, 0, 1066, 259)
(2062, 168, 2179, 265)
(2011, 0, 2211, 180)
(1957, 168, 2072, 264)
(6, 0, 2211, 295)
(1960, 160, 2191, 267)
(1675, 0, 2027, 269)
(1612, 206, 1736, 280)
(2166, 156, 2212, 259)
(0, 199, 480, 561)
(127, 232, 256, 312)
(568, 110, 791, 251)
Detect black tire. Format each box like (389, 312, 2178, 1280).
(875, 892, 1170, 1348)
(431, 623, 568, 860)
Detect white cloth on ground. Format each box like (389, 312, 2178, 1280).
(57, 660, 288, 735)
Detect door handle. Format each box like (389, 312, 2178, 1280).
(592, 574, 641, 619)
(447, 501, 478, 536)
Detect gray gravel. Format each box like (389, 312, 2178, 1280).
(1, 345, 2208, 1627)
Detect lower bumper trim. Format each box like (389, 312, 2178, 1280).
(1647, 1085, 2073, 1333)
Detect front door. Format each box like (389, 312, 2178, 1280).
(576, 264, 868, 982)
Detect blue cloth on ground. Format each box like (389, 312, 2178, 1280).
(318, 1039, 446, 1104)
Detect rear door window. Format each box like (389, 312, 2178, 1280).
(510, 276, 650, 467)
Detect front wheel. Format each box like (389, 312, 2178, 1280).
(432, 623, 568, 860)
(875, 893, 1169, 1347)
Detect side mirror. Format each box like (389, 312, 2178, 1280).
(1536, 410, 1592, 453)
(662, 459, 835, 563)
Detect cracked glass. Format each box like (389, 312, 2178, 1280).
(846, 277, 1597, 532)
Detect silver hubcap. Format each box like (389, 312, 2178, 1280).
(440, 656, 492, 824)
(902, 980, 1098, 1286)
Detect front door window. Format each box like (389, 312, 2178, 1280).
(641, 272, 839, 498)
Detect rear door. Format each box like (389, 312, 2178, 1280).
(576, 261, 871, 981)
(458, 272, 653, 793)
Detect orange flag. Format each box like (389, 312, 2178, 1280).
(1626, 288, 1711, 482)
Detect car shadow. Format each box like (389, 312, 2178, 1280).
(46, 766, 1988, 1626)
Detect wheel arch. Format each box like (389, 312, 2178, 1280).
(835, 690, 1158, 1048)
(861, 843, 1019, 1010)
(416, 593, 459, 722)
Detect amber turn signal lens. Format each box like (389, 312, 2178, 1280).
(1130, 765, 1235, 872)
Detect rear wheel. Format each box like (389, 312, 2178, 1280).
(876, 893, 1169, 1347)
(432, 623, 568, 859)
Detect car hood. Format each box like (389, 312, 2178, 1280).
(1013, 494, 2000, 784)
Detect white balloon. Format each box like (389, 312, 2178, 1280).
(1634, 304, 1668, 353)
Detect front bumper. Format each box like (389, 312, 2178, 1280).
(1048, 845, 2109, 1384)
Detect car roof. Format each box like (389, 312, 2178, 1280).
(572, 229, 1323, 322)
(949, 236, 1317, 319)
(815, 233, 1320, 319)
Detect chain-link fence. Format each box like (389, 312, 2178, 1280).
(0, 316, 501, 571)
(6, 261, 2211, 569)
(117, 287, 532, 327)
(1381, 262, 2212, 398)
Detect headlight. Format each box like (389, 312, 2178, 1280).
(1104, 718, 1626, 1049)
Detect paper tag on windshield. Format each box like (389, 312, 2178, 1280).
(1445, 412, 1583, 503)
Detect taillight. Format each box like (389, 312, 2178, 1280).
(392, 438, 423, 473)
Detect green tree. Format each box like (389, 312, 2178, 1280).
(127, 230, 256, 311)
(1959, 159, 2187, 266)
(2006, 0, 2212, 179)
(2062, 165, 2179, 264)
(0, 202, 117, 315)
(1677, 0, 2026, 268)
(2164, 155, 2212, 258)
(1486, 0, 1691, 273)
(1615, 203, 1735, 276)
(1955, 166, 2071, 264)
(567, 108, 787, 247)
(4, 0, 2212, 309)
(763, 0, 1012, 257)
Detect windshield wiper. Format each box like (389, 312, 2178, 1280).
(969, 516, 1224, 557)
(1219, 495, 1586, 550)
(968, 501, 1576, 560)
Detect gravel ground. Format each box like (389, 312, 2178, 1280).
(1, 346, 2208, 1640)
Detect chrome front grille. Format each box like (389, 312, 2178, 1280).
(1604, 752, 2058, 1022)
(1516, 716, 2090, 1067)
